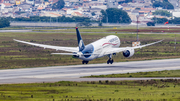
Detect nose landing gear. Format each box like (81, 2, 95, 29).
(107, 54, 114, 64)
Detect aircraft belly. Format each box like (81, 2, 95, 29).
(79, 45, 101, 61)
(79, 54, 98, 61)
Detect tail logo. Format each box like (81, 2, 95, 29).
(79, 40, 83, 50)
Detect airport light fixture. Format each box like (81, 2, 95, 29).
(136, 15, 139, 42)
(175, 34, 176, 49)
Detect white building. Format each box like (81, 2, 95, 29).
(26, 0, 34, 4)
(0, 3, 13, 12)
(172, 11, 180, 19)
(89, 0, 106, 2)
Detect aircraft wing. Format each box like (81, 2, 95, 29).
(132, 39, 163, 49)
(104, 39, 163, 55)
(13, 39, 79, 52)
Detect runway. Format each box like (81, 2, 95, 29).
(0, 58, 180, 84)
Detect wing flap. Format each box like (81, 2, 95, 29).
(104, 48, 127, 55)
(14, 39, 78, 52)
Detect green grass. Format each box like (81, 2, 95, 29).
(32, 27, 139, 32)
(0, 80, 180, 101)
(32, 26, 180, 33)
(0, 45, 11, 47)
(83, 70, 180, 78)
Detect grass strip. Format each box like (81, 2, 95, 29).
(0, 80, 180, 101)
(83, 70, 180, 78)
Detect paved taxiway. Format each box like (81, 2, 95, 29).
(0, 30, 32, 32)
(0, 58, 180, 84)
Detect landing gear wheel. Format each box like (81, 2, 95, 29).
(110, 59, 114, 64)
(107, 59, 113, 64)
(107, 60, 110, 64)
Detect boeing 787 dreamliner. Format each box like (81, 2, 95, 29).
(14, 27, 163, 64)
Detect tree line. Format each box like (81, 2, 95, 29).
(9, 16, 93, 22)
(153, 10, 171, 17)
(152, 17, 180, 24)
(152, 0, 174, 9)
(118, 0, 132, 4)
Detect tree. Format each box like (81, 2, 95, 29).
(100, 10, 107, 23)
(171, 17, 180, 24)
(153, 10, 172, 17)
(152, 17, 180, 24)
(118, 0, 132, 4)
(52, 0, 65, 10)
(147, 22, 155, 26)
(0, 18, 10, 28)
(98, 22, 102, 26)
(162, 2, 174, 9)
(152, 0, 174, 9)
(152, 17, 168, 24)
(152, 1, 162, 8)
(135, 7, 141, 10)
(163, 0, 168, 2)
(125, 0, 132, 3)
(101, 8, 131, 23)
(91, 12, 96, 16)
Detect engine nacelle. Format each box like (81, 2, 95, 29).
(123, 49, 134, 58)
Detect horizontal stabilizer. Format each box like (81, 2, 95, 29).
(51, 53, 75, 55)
(51, 53, 99, 56)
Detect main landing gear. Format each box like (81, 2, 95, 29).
(107, 59, 113, 64)
(107, 54, 114, 64)
(82, 61, 89, 64)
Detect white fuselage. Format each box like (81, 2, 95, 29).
(79, 35, 120, 61)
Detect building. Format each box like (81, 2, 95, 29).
(172, 11, 180, 19)
(0, 3, 13, 10)
(107, 0, 118, 8)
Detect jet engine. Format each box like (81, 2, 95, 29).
(72, 52, 83, 58)
(123, 49, 134, 58)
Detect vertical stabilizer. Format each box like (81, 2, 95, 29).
(76, 27, 85, 51)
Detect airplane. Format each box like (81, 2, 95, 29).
(14, 27, 163, 64)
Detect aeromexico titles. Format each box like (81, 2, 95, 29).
(14, 27, 163, 64)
